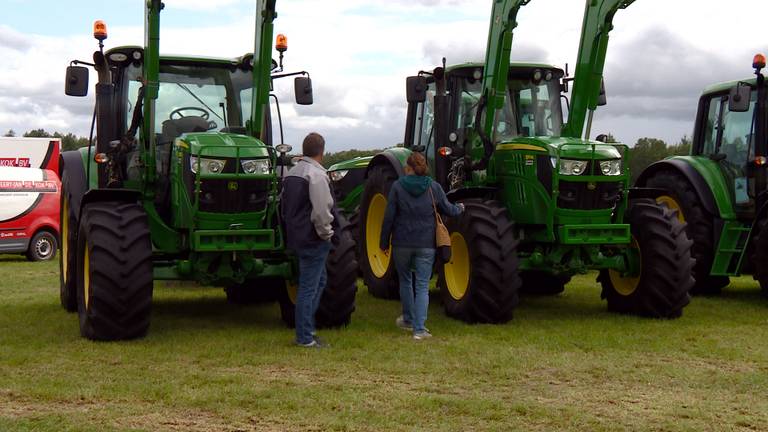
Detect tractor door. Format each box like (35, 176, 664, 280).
(697, 90, 758, 217)
(407, 82, 438, 176)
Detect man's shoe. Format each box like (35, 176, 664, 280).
(296, 339, 322, 348)
(413, 330, 433, 340)
(312, 335, 330, 348)
(395, 315, 413, 331)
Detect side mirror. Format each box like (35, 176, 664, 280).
(65, 66, 89, 97)
(597, 79, 607, 107)
(729, 83, 751, 112)
(294, 77, 313, 105)
(406, 76, 427, 103)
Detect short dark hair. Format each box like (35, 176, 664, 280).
(302, 132, 325, 157)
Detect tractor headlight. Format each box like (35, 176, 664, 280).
(190, 156, 226, 174)
(241, 158, 271, 174)
(599, 159, 622, 176)
(559, 159, 588, 176)
(329, 170, 348, 182)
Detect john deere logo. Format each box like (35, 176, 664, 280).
(228, 181, 239, 191)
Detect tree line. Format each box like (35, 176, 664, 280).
(3, 128, 692, 183)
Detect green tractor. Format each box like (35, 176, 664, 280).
(58, 0, 357, 340)
(636, 53, 768, 295)
(349, 0, 694, 322)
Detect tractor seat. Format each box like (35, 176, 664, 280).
(159, 116, 210, 144)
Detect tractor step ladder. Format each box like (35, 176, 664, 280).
(711, 221, 752, 276)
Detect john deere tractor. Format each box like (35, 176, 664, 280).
(636, 53, 768, 295)
(58, 0, 357, 340)
(348, 0, 694, 323)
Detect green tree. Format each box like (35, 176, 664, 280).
(3, 129, 15, 137)
(629, 137, 668, 184)
(669, 135, 692, 156)
(23, 129, 52, 138)
(53, 132, 89, 151)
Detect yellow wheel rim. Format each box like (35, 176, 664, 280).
(656, 195, 685, 223)
(61, 197, 69, 282)
(83, 245, 91, 310)
(444, 232, 470, 300)
(287, 280, 298, 305)
(365, 193, 391, 278)
(608, 236, 641, 296)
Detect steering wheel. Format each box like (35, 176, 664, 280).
(169, 106, 210, 121)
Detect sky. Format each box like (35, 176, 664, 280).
(0, 0, 766, 152)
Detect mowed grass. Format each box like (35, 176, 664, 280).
(1, 256, 767, 431)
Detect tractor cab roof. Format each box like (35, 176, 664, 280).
(702, 77, 758, 96)
(105, 45, 255, 69)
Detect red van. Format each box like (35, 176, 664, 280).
(0, 167, 60, 261)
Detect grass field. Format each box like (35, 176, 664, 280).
(1, 256, 767, 431)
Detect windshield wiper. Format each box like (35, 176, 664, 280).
(176, 83, 225, 122)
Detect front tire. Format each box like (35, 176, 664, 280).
(437, 200, 520, 323)
(645, 170, 729, 294)
(59, 188, 78, 312)
(76, 201, 153, 341)
(359, 164, 399, 299)
(598, 198, 693, 318)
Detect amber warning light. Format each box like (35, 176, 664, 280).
(93, 20, 108, 41)
(276, 34, 288, 53)
(754, 53, 767, 70)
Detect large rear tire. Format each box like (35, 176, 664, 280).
(359, 164, 399, 299)
(59, 180, 78, 312)
(437, 200, 520, 324)
(76, 201, 153, 341)
(278, 220, 358, 328)
(598, 198, 693, 318)
(519, 271, 570, 296)
(645, 170, 729, 294)
(751, 218, 768, 297)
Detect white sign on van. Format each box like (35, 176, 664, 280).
(0, 167, 56, 222)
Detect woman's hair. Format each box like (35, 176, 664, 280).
(406, 152, 429, 176)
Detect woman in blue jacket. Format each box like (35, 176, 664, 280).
(380, 152, 463, 340)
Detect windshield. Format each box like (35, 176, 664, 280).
(457, 74, 563, 141)
(126, 63, 253, 137)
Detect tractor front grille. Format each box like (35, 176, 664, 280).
(197, 179, 270, 213)
(558, 181, 622, 210)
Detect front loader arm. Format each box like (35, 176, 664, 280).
(471, 0, 532, 170)
(562, 0, 636, 139)
(248, 0, 278, 140)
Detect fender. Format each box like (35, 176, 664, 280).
(635, 159, 719, 217)
(365, 151, 406, 179)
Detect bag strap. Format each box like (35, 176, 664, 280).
(428, 186, 445, 226)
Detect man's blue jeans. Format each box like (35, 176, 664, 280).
(295, 241, 332, 344)
(392, 247, 435, 333)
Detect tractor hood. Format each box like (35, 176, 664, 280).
(496, 136, 623, 160)
(181, 132, 270, 159)
(328, 156, 373, 172)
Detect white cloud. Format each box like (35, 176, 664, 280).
(0, 0, 766, 150)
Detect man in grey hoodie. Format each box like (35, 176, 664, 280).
(282, 132, 337, 348)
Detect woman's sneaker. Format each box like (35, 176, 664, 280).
(413, 330, 432, 340)
(395, 315, 413, 331)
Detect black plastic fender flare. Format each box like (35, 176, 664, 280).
(365, 153, 405, 179)
(635, 159, 719, 217)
